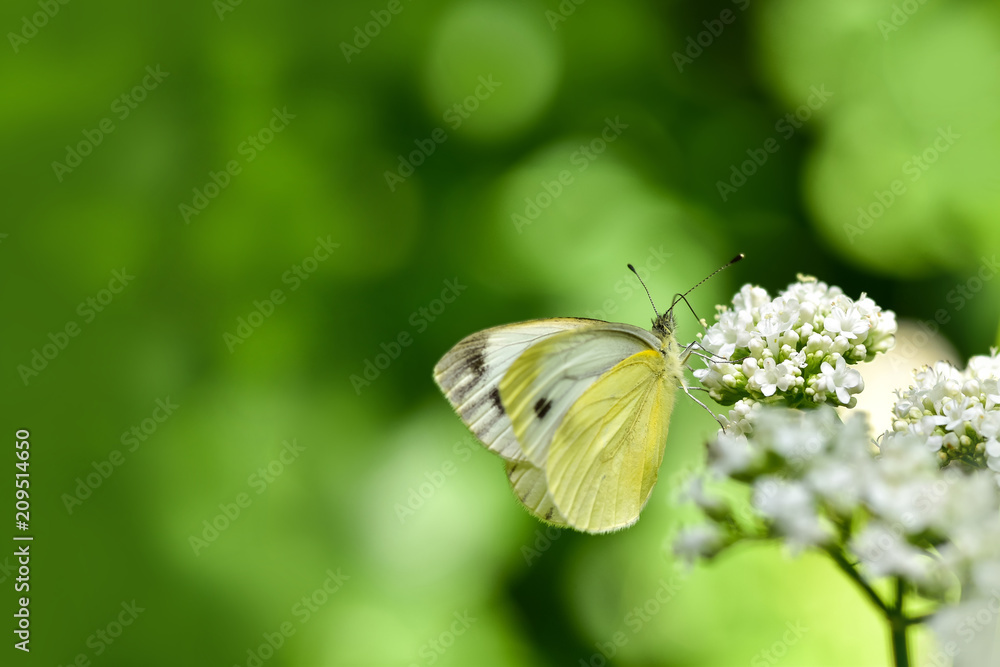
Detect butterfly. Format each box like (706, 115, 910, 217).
(433, 255, 743, 533)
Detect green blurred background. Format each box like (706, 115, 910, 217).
(3, 0, 1000, 665)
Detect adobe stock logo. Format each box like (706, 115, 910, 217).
(750, 621, 809, 667)
(350, 277, 467, 395)
(179, 107, 295, 224)
(222, 236, 339, 353)
(671, 0, 751, 73)
(232, 568, 349, 667)
(51, 66, 169, 182)
(340, 0, 416, 63)
(408, 611, 477, 667)
(394, 439, 474, 524)
(585, 246, 671, 321)
(62, 397, 179, 514)
(545, 0, 587, 30)
(716, 84, 833, 201)
(878, 0, 930, 39)
(18, 268, 135, 386)
(510, 116, 628, 233)
(189, 439, 306, 556)
(384, 76, 502, 192)
(578, 569, 690, 667)
(843, 126, 959, 243)
(58, 600, 145, 666)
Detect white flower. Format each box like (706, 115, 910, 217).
(752, 358, 794, 397)
(892, 352, 1000, 468)
(702, 309, 753, 358)
(930, 472, 998, 539)
(756, 297, 800, 338)
(987, 438, 1000, 459)
(786, 349, 807, 369)
(869, 310, 897, 354)
(732, 284, 770, 311)
(752, 406, 837, 464)
(785, 275, 841, 313)
(904, 415, 945, 452)
(806, 460, 863, 516)
(823, 306, 870, 341)
(719, 399, 756, 437)
(866, 435, 946, 532)
(983, 377, 1000, 411)
(854, 295, 879, 319)
(931, 597, 1000, 667)
(892, 387, 921, 419)
(850, 522, 938, 584)
(680, 351, 1000, 662)
(753, 478, 831, 549)
(707, 430, 757, 476)
(674, 524, 725, 563)
(968, 349, 1000, 382)
(819, 357, 864, 405)
(981, 412, 1000, 453)
(939, 396, 978, 432)
(683, 476, 728, 517)
(695, 278, 894, 409)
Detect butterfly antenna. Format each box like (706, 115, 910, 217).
(668, 254, 745, 314)
(627, 263, 660, 319)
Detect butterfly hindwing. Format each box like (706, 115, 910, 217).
(546, 348, 680, 533)
(505, 459, 567, 527)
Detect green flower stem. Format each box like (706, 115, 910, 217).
(889, 578, 910, 667)
(903, 613, 932, 626)
(825, 548, 912, 667)
(825, 547, 889, 614)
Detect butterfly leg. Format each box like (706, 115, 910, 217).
(681, 340, 733, 365)
(679, 380, 725, 429)
(688, 350, 732, 364)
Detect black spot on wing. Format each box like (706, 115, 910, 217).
(545, 508, 554, 520)
(458, 384, 505, 427)
(533, 398, 553, 419)
(467, 340, 487, 377)
(490, 387, 504, 411)
(444, 340, 488, 404)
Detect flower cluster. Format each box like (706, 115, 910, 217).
(890, 349, 1000, 470)
(677, 276, 1000, 667)
(693, 277, 896, 419)
(677, 407, 1000, 603)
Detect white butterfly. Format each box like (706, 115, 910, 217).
(434, 257, 741, 533)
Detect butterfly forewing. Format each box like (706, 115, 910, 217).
(433, 319, 599, 461)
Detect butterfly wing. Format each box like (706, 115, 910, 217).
(436, 318, 679, 534)
(498, 326, 661, 467)
(546, 348, 678, 533)
(505, 459, 567, 527)
(434, 318, 604, 462)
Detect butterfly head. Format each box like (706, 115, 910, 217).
(629, 254, 744, 348)
(651, 309, 676, 341)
